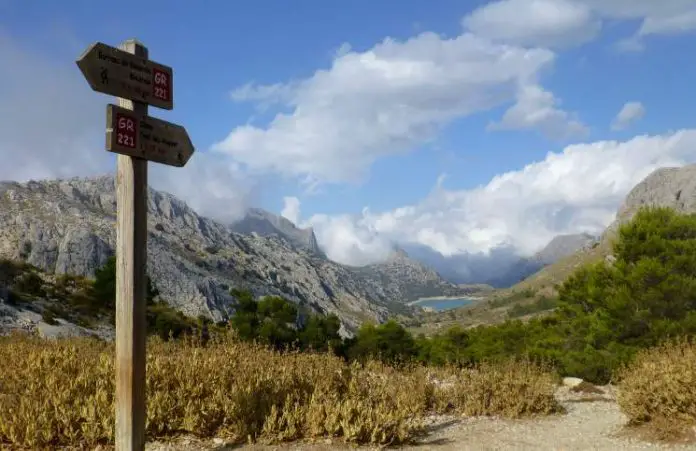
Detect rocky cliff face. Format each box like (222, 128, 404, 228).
(608, 165, 696, 231)
(0, 176, 463, 332)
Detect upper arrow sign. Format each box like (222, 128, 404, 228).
(77, 42, 174, 110)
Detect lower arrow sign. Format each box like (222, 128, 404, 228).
(105, 104, 194, 167)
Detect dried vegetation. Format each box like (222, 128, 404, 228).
(617, 337, 696, 442)
(0, 331, 560, 449)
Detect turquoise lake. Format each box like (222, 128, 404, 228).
(412, 297, 474, 312)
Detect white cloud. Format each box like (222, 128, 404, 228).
(305, 130, 696, 265)
(581, 0, 696, 35)
(0, 30, 111, 182)
(280, 196, 301, 225)
(462, 0, 601, 49)
(611, 102, 646, 131)
(591, 0, 696, 50)
(304, 211, 395, 266)
(213, 32, 574, 187)
(462, 0, 696, 51)
(150, 153, 257, 223)
(488, 84, 588, 139)
(0, 30, 254, 222)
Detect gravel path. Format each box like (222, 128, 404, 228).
(146, 385, 696, 451)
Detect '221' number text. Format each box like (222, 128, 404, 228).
(154, 86, 168, 101)
(117, 133, 135, 148)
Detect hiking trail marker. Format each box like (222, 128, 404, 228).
(106, 104, 194, 167)
(77, 42, 174, 110)
(77, 39, 195, 451)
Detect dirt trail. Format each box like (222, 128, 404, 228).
(147, 385, 696, 451)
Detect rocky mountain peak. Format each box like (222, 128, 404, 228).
(616, 165, 696, 223)
(230, 207, 325, 257)
(386, 247, 410, 262)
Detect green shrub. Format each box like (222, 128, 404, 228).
(41, 309, 58, 325)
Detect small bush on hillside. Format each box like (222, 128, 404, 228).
(347, 320, 418, 365)
(41, 309, 58, 325)
(489, 288, 536, 308)
(13, 271, 45, 298)
(507, 295, 558, 318)
(146, 301, 197, 340)
(229, 288, 345, 354)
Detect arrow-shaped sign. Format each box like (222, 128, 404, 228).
(106, 104, 194, 167)
(77, 42, 174, 110)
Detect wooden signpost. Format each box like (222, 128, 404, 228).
(77, 39, 194, 451)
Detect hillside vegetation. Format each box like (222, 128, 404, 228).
(0, 256, 209, 341)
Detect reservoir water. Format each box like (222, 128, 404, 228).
(411, 297, 474, 312)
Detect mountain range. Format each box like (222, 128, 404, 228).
(0, 175, 467, 334)
(7, 161, 687, 339)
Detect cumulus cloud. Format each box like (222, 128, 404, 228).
(304, 211, 395, 266)
(149, 153, 258, 223)
(462, 0, 696, 51)
(488, 84, 588, 139)
(463, 0, 601, 49)
(213, 32, 578, 187)
(304, 130, 696, 266)
(611, 102, 646, 131)
(280, 196, 301, 225)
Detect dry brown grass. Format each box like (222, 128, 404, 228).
(0, 331, 560, 449)
(617, 337, 696, 443)
(428, 359, 562, 418)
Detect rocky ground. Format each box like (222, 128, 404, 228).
(140, 381, 696, 451)
(0, 300, 114, 340)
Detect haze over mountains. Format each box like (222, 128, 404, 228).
(401, 233, 598, 288)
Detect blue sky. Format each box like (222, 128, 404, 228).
(1, 0, 696, 269)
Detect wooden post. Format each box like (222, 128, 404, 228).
(115, 39, 148, 451)
(77, 37, 193, 450)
